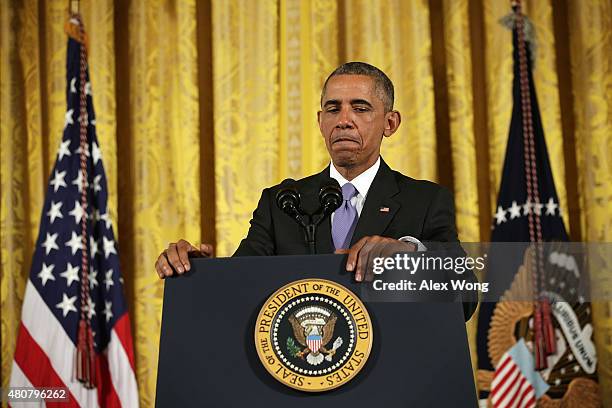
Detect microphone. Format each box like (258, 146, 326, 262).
(275, 179, 303, 221)
(276, 179, 314, 253)
(274, 178, 342, 255)
(318, 178, 343, 217)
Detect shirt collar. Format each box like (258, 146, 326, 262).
(329, 156, 381, 198)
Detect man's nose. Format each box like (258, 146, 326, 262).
(336, 108, 354, 129)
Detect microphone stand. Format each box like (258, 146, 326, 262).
(276, 179, 342, 255)
(306, 183, 343, 254)
(305, 224, 317, 255)
(305, 211, 336, 254)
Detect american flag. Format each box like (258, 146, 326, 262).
(9, 17, 139, 407)
(490, 339, 549, 408)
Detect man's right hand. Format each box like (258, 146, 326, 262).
(155, 239, 214, 279)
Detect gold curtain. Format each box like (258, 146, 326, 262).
(568, 0, 612, 401)
(1, 0, 610, 406)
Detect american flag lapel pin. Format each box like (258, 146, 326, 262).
(379, 206, 390, 213)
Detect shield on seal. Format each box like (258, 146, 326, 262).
(307, 334, 322, 353)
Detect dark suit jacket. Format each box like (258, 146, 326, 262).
(233, 158, 477, 320)
(234, 159, 459, 256)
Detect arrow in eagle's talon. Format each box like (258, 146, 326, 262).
(325, 337, 344, 361)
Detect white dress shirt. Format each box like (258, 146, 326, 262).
(329, 157, 426, 251)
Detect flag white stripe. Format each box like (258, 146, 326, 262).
(9, 360, 46, 408)
(20, 280, 99, 408)
(516, 387, 533, 408)
(519, 390, 535, 408)
(498, 373, 523, 408)
(512, 380, 532, 408)
(491, 356, 514, 390)
(492, 365, 520, 404)
(107, 329, 139, 408)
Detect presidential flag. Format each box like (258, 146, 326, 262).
(9, 16, 139, 407)
(476, 4, 598, 407)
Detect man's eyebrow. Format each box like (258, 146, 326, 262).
(350, 99, 373, 107)
(323, 99, 373, 107)
(323, 99, 340, 107)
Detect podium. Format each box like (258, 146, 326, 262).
(156, 254, 477, 407)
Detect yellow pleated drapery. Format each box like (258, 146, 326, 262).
(1, 0, 610, 406)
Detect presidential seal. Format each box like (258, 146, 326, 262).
(254, 279, 373, 392)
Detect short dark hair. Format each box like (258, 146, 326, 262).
(321, 62, 395, 112)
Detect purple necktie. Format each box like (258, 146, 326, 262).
(332, 183, 358, 250)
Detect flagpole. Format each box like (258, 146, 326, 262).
(512, 0, 556, 370)
(68, 13, 97, 389)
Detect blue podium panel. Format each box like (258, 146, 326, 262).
(156, 255, 477, 407)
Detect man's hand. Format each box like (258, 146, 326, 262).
(336, 236, 416, 282)
(155, 239, 214, 279)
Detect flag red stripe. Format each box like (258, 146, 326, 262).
(524, 395, 536, 408)
(95, 352, 122, 408)
(107, 327, 139, 407)
(491, 364, 518, 395)
(13, 323, 79, 408)
(517, 386, 535, 408)
(516, 387, 533, 408)
(494, 366, 521, 404)
(113, 313, 136, 371)
(492, 355, 512, 386)
(496, 355, 512, 372)
(505, 376, 527, 407)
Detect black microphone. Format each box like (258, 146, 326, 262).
(274, 178, 342, 255)
(276, 179, 314, 253)
(275, 179, 303, 222)
(318, 178, 343, 217)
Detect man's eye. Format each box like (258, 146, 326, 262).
(326, 108, 339, 113)
(354, 107, 369, 112)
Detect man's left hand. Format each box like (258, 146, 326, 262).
(336, 236, 416, 282)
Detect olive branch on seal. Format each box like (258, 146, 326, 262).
(286, 337, 301, 357)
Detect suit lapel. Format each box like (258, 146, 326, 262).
(350, 160, 401, 245)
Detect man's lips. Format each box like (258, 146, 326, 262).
(331, 136, 360, 145)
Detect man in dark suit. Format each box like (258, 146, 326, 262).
(232, 158, 458, 258)
(155, 62, 475, 319)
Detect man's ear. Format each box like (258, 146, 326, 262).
(317, 110, 323, 132)
(383, 110, 401, 137)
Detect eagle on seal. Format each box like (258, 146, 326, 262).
(288, 306, 343, 366)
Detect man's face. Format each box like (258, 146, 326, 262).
(318, 75, 400, 176)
